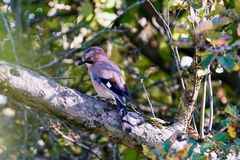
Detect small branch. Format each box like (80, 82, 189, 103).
(47, 15, 95, 44)
(207, 74, 213, 132)
(145, 0, 185, 90)
(0, 61, 239, 158)
(200, 41, 240, 54)
(0, 61, 184, 152)
(0, 11, 19, 64)
(174, 47, 203, 128)
(52, 125, 102, 160)
(200, 76, 207, 139)
(140, 79, 156, 118)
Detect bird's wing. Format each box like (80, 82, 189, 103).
(91, 61, 130, 105)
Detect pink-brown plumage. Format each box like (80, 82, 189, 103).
(82, 47, 133, 132)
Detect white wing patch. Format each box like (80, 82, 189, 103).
(106, 81, 112, 88)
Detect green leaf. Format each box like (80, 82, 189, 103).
(79, 1, 93, 17)
(123, 148, 138, 160)
(235, 138, 240, 149)
(96, 12, 117, 27)
(218, 144, 231, 152)
(220, 118, 232, 127)
(217, 54, 235, 72)
(162, 140, 171, 152)
(197, 68, 211, 77)
(209, 4, 226, 17)
(212, 132, 230, 143)
(224, 105, 239, 119)
(191, 2, 202, 9)
(200, 142, 214, 153)
(212, 17, 233, 28)
(187, 138, 197, 158)
(98, 137, 109, 143)
(201, 53, 214, 69)
(192, 153, 207, 160)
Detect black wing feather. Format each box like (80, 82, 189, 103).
(92, 71, 129, 100)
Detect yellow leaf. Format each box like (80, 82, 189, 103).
(176, 144, 190, 159)
(233, 64, 240, 71)
(226, 125, 236, 138)
(142, 145, 156, 159)
(166, 155, 178, 160)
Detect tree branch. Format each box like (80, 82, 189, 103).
(0, 61, 239, 158)
(0, 61, 184, 152)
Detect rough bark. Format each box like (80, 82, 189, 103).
(0, 61, 184, 152)
(0, 61, 239, 159)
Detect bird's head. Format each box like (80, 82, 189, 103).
(76, 47, 107, 65)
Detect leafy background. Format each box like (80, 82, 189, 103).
(0, 0, 239, 159)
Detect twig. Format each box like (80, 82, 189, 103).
(207, 74, 213, 132)
(47, 15, 95, 44)
(192, 114, 198, 133)
(140, 79, 156, 118)
(52, 126, 102, 160)
(146, 0, 185, 90)
(0, 11, 19, 64)
(111, 0, 147, 27)
(199, 76, 207, 139)
(203, 41, 240, 53)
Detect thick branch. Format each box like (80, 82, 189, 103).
(0, 61, 239, 158)
(0, 61, 184, 152)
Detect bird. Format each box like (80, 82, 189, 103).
(76, 47, 133, 132)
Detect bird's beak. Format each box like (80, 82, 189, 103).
(74, 60, 93, 66)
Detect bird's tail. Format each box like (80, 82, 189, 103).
(116, 99, 133, 133)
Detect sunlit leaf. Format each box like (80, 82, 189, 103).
(209, 35, 231, 47)
(204, 30, 222, 39)
(195, 20, 214, 35)
(215, 64, 224, 73)
(212, 132, 230, 143)
(217, 54, 235, 72)
(79, 1, 93, 17)
(99, 0, 117, 8)
(201, 53, 214, 69)
(180, 56, 193, 68)
(212, 17, 233, 28)
(237, 23, 240, 37)
(192, 153, 207, 160)
(226, 125, 236, 138)
(96, 12, 117, 27)
(171, 38, 193, 48)
(123, 148, 138, 160)
(224, 105, 239, 119)
(209, 3, 226, 16)
(142, 145, 156, 159)
(233, 64, 240, 71)
(197, 68, 211, 77)
(177, 144, 190, 159)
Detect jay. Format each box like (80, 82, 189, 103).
(77, 47, 133, 132)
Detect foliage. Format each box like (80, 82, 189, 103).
(0, 0, 240, 159)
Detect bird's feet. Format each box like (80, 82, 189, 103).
(94, 95, 114, 103)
